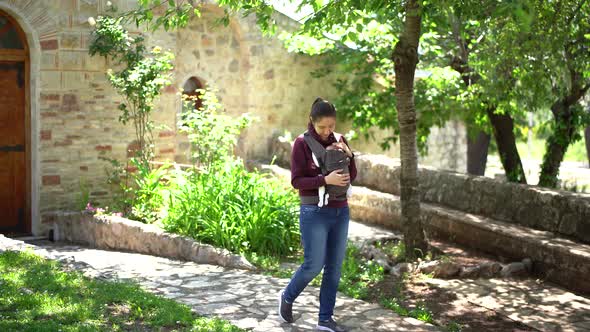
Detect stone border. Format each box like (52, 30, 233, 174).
(45, 212, 254, 270)
(268, 142, 590, 243)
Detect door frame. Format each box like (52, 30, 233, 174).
(0, 10, 31, 234)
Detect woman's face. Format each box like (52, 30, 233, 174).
(311, 116, 336, 141)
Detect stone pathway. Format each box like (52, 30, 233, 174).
(0, 234, 438, 332)
(3, 219, 589, 331)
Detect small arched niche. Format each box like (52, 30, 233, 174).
(182, 76, 204, 111)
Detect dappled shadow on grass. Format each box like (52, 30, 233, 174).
(0, 250, 243, 332)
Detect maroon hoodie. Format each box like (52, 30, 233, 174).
(290, 122, 358, 207)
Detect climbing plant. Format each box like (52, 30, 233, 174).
(89, 15, 174, 167)
(88, 14, 174, 219)
(178, 88, 252, 170)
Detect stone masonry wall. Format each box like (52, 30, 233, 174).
(275, 142, 590, 243)
(269, 144, 590, 243)
(0, 0, 467, 236)
(353, 154, 590, 244)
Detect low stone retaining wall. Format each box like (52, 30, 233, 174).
(45, 212, 254, 270)
(353, 153, 590, 243)
(269, 143, 590, 243)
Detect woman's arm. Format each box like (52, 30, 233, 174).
(342, 136, 357, 182)
(291, 137, 327, 190)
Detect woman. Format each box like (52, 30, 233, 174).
(278, 97, 357, 332)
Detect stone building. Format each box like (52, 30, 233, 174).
(0, 0, 465, 237)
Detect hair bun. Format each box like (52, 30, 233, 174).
(312, 97, 325, 105)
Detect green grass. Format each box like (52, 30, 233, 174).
(245, 251, 301, 279)
(516, 135, 588, 162)
(444, 321, 463, 332)
(380, 297, 435, 324)
(375, 240, 406, 262)
(0, 250, 244, 332)
(336, 245, 385, 299)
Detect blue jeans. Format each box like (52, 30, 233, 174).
(283, 205, 350, 321)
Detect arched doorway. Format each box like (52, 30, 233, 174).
(0, 10, 30, 235)
(182, 76, 204, 111)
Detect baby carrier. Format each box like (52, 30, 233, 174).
(303, 131, 351, 205)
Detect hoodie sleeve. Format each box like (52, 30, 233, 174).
(341, 136, 357, 183)
(291, 137, 327, 190)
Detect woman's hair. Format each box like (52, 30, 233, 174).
(309, 97, 336, 123)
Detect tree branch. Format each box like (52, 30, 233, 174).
(566, 0, 588, 26)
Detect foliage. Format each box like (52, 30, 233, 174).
(516, 132, 589, 163)
(89, 15, 174, 165)
(96, 156, 170, 222)
(89, 14, 174, 218)
(128, 159, 171, 223)
(0, 250, 244, 331)
(375, 240, 406, 262)
(76, 178, 91, 211)
(123, 0, 437, 256)
(156, 86, 298, 255)
(161, 159, 300, 256)
(380, 297, 434, 324)
(244, 252, 300, 279)
(120, 0, 590, 185)
(444, 321, 463, 332)
(179, 88, 252, 169)
(99, 156, 133, 215)
(336, 245, 385, 299)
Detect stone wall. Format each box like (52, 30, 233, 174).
(0, 0, 467, 236)
(0, 0, 345, 235)
(267, 145, 590, 242)
(352, 154, 590, 243)
(47, 211, 253, 269)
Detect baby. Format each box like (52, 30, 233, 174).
(311, 139, 353, 207)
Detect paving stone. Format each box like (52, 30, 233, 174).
(233, 317, 260, 329)
(183, 279, 221, 289)
(159, 278, 185, 286)
(570, 320, 590, 331)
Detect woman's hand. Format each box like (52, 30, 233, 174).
(325, 169, 350, 186)
(331, 142, 353, 158)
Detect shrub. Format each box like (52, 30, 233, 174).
(162, 159, 300, 256)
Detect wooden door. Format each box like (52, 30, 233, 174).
(0, 61, 26, 233)
(0, 10, 29, 235)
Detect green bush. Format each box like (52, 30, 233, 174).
(128, 159, 171, 224)
(161, 159, 300, 256)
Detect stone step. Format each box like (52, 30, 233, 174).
(349, 186, 590, 295)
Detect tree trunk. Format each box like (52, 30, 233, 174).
(539, 67, 589, 186)
(467, 130, 491, 176)
(585, 124, 590, 167)
(486, 107, 527, 183)
(392, 0, 428, 259)
(539, 103, 577, 188)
